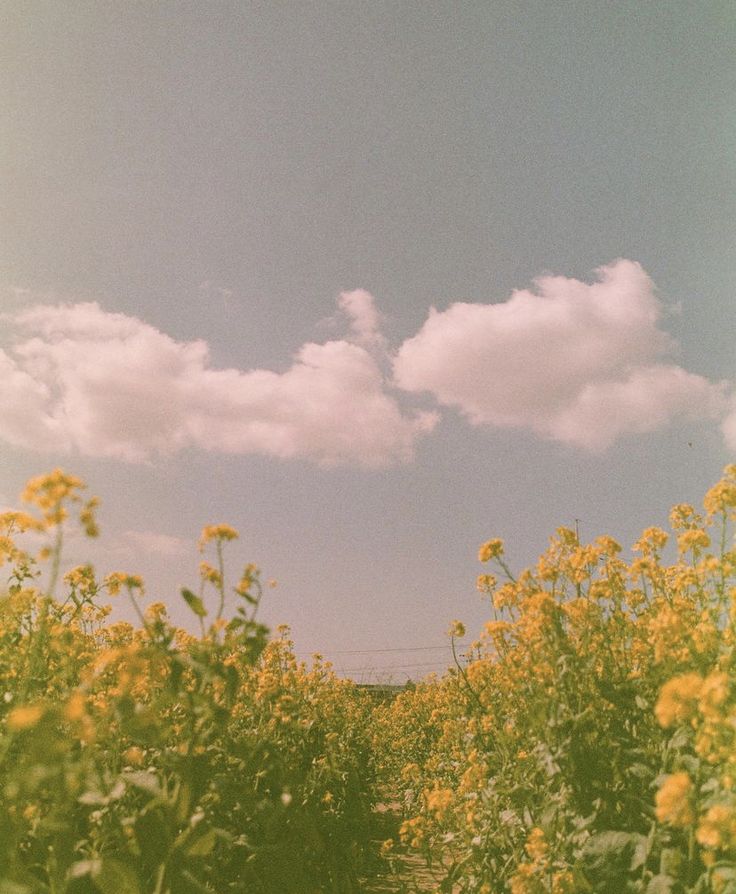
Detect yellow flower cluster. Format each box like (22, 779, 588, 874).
(198, 523, 239, 552)
(655, 772, 694, 826)
(373, 465, 736, 894)
(2, 463, 736, 894)
(478, 538, 504, 563)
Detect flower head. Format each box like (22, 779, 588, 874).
(655, 772, 694, 827)
(198, 524, 239, 552)
(478, 539, 504, 563)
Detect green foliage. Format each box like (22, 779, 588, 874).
(0, 471, 376, 893)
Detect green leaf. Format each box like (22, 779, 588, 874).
(0, 881, 32, 894)
(91, 859, 142, 894)
(711, 865, 736, 894)
(123, 770, 161, 797)
(184, 828, 217, 857)
(646, 874, 675, 894)
(78, 790, 107, 806)
(181, 588, 207, 618)
(581, 831, 646, 881)
(659, 848, 682, 877)
(627, 763, 652, 781)
(134, 808, 173, 869)
(631, 835, 649, 872)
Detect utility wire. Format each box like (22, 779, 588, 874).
(293, 644, 453, 655)
(336, 659, 454, 674)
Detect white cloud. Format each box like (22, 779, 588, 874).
(722, 400, 736, 452)
(394, 260, 728, 450)
(2, 265, 729, 463)
(1, 301, 437, 467)
(119, 530, 189, 558)
(545, 365, 724, 450)
(338, 289, 385, 348)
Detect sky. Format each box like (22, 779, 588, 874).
(1, 1, 734, 680)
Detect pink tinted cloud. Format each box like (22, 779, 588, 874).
(722, 401, 736, 452)
(338, 288, 385, 348)
(394, 260, 728, 449)
(1, 301, 436, 466)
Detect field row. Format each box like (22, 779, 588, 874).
(1, 467, 736, 892)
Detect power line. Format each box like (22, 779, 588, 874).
(336, 659, 453, 674)
(293, 644, 452, 656)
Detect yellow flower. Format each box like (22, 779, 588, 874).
(509, 863, 538, 894)
(7, 704, 44, 731)
(699, 672, 729, 721)
(145, 602, 168, 623)
(478, 539, 504, 563)
(64, 692, 86, 722)
(425, 786, 453, 817)
(634, 526, 669, 554)
(704, 466, 736, 516)
(199, 561, 222, 586)
(0, 511, 46, 534)
(21, 468, 86, 524)
(79, 496, 100, 538)
(677, 529, 711, 555)
(123, 746, 145, 766)
(198, 523, 239, 552)
(655, 772, 694, 827)
(552, 871, 577, 894)
(669, 503, 701, 530)
(696, 804, 736, 850)
(447, 620, 465, 638)
(104, 571, 144, 596)
(655, 673, 704, 727)
(525, 827, 548, 861)
(478, 537, 503, 562)
(494, 582, 521, 610)
(594, 534, 622, 555)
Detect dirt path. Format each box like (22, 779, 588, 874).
(360, 797, 454, 894)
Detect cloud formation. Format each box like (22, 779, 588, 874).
(338, 289, 386, 349)
(0, 301, 436, 466)
(0, 262, 730, 464)
(722, 401, 736, 452)
(393, 260, 728, 450)
(119, 530, 189, 558)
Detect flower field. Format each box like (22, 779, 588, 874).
(2, 467, 736, 893)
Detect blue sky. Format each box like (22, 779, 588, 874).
(2, 2, 734, 679)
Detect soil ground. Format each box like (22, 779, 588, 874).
(360, 796, 457, 894)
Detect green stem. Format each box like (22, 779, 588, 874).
(47, 523, 63, 600)
(215, 541, 226, 622)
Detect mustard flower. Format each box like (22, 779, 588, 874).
(696, 804, 736, 850)
(677, 529, 711, 555)
(447, 620, 465, 638)
(525, 827, 548, 861)
(633, 526, 669, 554)
(655, 673, 704, 727)
(478, 538, 504, 563)
(7, 704, 44, 731)
(704, 466, 736, 516)
(21, 468, 86, 524)
(199, 561, 222, 587)
(104, 572, 144, 596)
(655, 772, 694, 827)
(198, 523, 239, 552)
